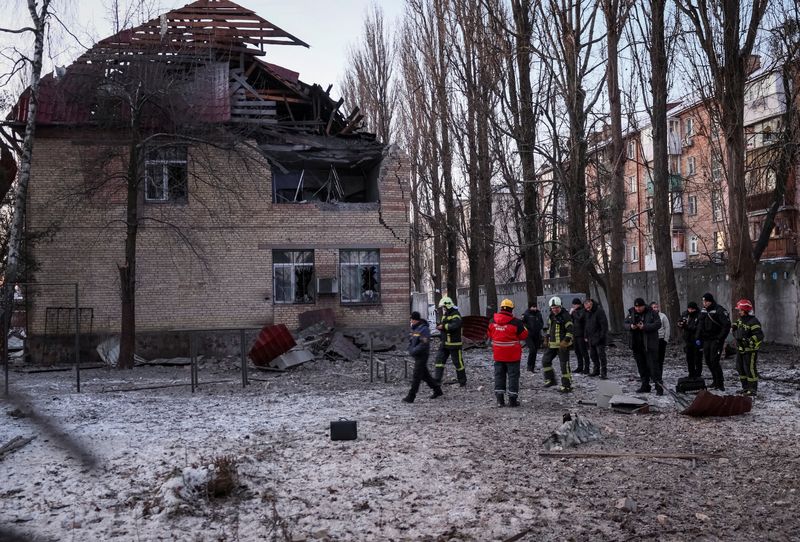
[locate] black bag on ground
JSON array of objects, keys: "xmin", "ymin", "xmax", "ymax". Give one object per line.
[
  {"xmin": 330, "ymin": 418, "xmax": 358, "ymax": 441},
  {"xmin": 676, "ymin": 376, "xmax": 706, "ymax": 393}
]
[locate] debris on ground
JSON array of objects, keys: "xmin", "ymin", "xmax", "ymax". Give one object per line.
[
  {"xmin": 0, "ymin": 435, "xmax": 36, "ymax": 460},
  {"xmin": 347, "ymin": 328, "xmax": 405, "ymax": 352},
  {"xmin": 248, "ymin": 324, "xmax": 296, "ymax": 367},
  {"xmin": 298, "ymin": 308, "xmax": 336, "ymax": 331},
  {"xmin": 608, "ymin": 395, "xmax": 650, "ymax": 414},
  {"xmin": 326, "ymin": 332, "xmax": 361, "ymax": 361},
  {"xmin": 96, "ymin": 336, "xmax": 147, "ymax": 367},
  {"xmin": 542, "ymin": 413, "xmax": 603, "ymax": 451},
  {"xmin": 461, "ymin": 315, "xmax": 490, "ymax": 348},
  {"xmin": 680, "ymin": 390, "xmax": 753, "ymax": 417},
  {"xmin": 615, "ymin": 497, "xmax": 637, "ymax": 513},
  {"xmin": 271, "ymin": 348, "xmax": 315, "ymax": 370}
]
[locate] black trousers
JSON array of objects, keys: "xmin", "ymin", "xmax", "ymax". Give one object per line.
[
  {"xmin": 633, "ymin": 345, "xmax": 660, "ymax": 388},
  {"xmin": 685, "ymin": 342, "xmax": 703, "ymax": 377},
  {"xmin": 588, "ymin": 342, "xmax": 607, "ymax": 374},
  {"xmin": 735, "ymin": 351, "xmax": 759, "ymax": 391},
  {"xmin": 574, "ymin": 336, "xmax": 589, "ymax": 370},
  {"xmin": 407, "ymin": 354, "xmax": 439, "ymax": 399},
  {"xmin": 434, "ymin": 346, "xmax": 466, "ymax": 385},
  {"xmin": 658, "ymin": 339, "xmax": 667, "ymax": 369},
  {"xmin": 494, "ymin": 361, "xmax": 521, "ymax": 397},
  {"xmin": 541, "ymin": 347, "xmax": 572, "ymax": 388},
  {"xmin": 525, "ymin": 336, "xmax": 540, "ymax": 370},
  {"xmin": 702, "ymin": 339, "xmax": 724, "ymax": 388}
]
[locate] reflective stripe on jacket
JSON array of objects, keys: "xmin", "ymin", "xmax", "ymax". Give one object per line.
[
  {"xmin": 732, "ymin": 314, "xmax": 764, "ymax": 352},
  {"xmin": 544, "ymin": 310, "xmax": 573, "ymax": 348},
  {"xmin": 488, "ymin": 311, "xmax": 529, "ymax": 362},
  {"xmin": 441, "ymin": 308, "xmax": 463, "ymax": 347}
]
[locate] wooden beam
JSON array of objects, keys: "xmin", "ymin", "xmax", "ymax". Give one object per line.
[{"xmin": 539, "ymin": 451, "xmax": 723, "ymax": 460}]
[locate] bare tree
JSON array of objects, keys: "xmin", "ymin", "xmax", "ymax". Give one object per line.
[{"xmin": 676, "ymin": 0, "xmax": 769, "ymax": 306}]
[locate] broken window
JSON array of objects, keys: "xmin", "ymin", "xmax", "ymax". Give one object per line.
[
  {"xmin": 272, "ymin": 163, "xmax": 379, "ymax": 203},
  {"xmin": 273, "ymin": 250, "xmax": 315, "ymax": 304},
  {"xmin": 340, "ymin": 249, "xmax": 380, "ymax": 304},
  {"xmin": 145, "ymin": 146, "xmax": 188, "ymax": 203}
]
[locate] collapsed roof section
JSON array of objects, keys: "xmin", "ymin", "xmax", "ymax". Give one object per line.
[{"xmin": 6, "ymin": 0, "xmax": 377, "ymax": 173}]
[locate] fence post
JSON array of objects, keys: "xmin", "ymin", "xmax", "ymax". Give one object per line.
[
  {"xmin": 74, "ymin": 283, "xmax": 80, "ymax": 393},
  {"xmin": 240, "ymin": 328, "xmax": 248, "ymax": 388},
  {"xmin": 369, "ymin": 334, "xmax": 374, "ymax": 383},
  {"xmin": 190, "ymin": 332, "xmax": 196, "ymax": 393}
]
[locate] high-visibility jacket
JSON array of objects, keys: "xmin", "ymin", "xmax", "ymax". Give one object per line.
[
  {"xmin": 544, "ymin": 309, "xmax": 573, "ymax": 348},
  {"xmin": 488, "ymin": 311, "xmax": 529, "ymax": 362},
  {"xmin": 440, "ymin": 307, "xmax": 463, "ymax": 347},
  {"xmin": 732, "ymin": 314, "xmax": 764, "ymax": 353}
]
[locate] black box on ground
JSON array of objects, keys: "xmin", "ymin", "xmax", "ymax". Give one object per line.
[
  {"xmin": 330, "ymin": 419, "xmax": 357, "ymax": 441},
  {"xmin": 676, "ymin": 376, "xmax": 706, "ymax": 393}
]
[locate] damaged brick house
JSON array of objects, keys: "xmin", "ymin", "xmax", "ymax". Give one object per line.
[{"xmin": 2, "ymin": 0, "xmax": 410, "ymax": 358}]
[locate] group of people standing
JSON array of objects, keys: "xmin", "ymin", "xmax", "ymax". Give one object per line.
[{"xmin": 403, "ymin": 291, "xmax": 765, "ymax": 406}]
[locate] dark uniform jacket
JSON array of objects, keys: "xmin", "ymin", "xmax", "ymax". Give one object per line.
[
  {"xmin": 522, "ymin": 308, "xmax": 544, "ymax": 344},
  {"xmin": 696, "ymin": 302, "xmax": 731, "ymax": 343},
  {"xmin": 624, "ymin": 306, "xmax": 661, "ymax": 351},
  {"xmin": 732, "ymin": 314, "xmax": 764, "ymax": 353},
  {"xmin": 408, "ymin": 320, "xmax": 431, "ymax": 360},
  {"xmin": 571, "ymin": 306, "xmax": 587, "ymax": 338},
  {"xmin": 584, "ymin": 304, "xmax": 609, "ymax": 346},
  {"xmin": 544, "ymin": 310, "xmax": 573, "ymax": 349},
  {"xmin": 440, "ymin": 307, "xmax": 463, "ymax": 348},
  {"xmin": 677, "ymin": 310, "xmax": 700, "ymax": 344}
]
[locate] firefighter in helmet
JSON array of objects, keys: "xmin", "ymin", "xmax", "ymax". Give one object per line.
[
  {"xmin": 434, "ymin": 296, "xmax": 466, "ymax": 386},
  {"xmin": 731, "ymin": 299, "xmax": 764, "ymax": 397},
  {"xmin": 541, "ymin": 296, "xmax": 574, "ymax": 392}
]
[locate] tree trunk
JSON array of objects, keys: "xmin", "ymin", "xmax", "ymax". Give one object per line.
[
  {"xmin": 649, "ymin": 0, "xmax": 681, "ymax": 336},
  {"xmin": 117, "ymin": 139, "xmax": 140, "ymax": 369}
]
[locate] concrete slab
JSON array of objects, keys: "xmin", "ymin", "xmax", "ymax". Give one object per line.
[{"xmin": 271, "ymin": 348, "xmax": 315, "ymax": 370}]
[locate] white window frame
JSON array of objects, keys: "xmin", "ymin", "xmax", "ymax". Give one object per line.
[
  {"xmin": 630, "ymin": 244, "xmax": 639, "ymax": 262},
  {"xmin": 687, "ymin": 156, "xmax": 696, "ymax": 175},
  {"xmin": 671, "ymin": 192, "xmax": 683, "ymax": 214},
  {"xmin": 685, "ymin": 118, "xmax": 694, "ymax": 137},
  {"xmin": 687, "ymin": 194, "xmax": 698, "ymax": 216},
  {"xmin": 689, "ymin": 236, "xmax": 699, "ymax": 255},
  {"xmin": 628, "ymin": 175, "xmax": 637, "ymax": 194},
  {"xmin": 340, "ymin": 249, "xmax": 381, "ymax": 304},
  {"xmin": 145, "ymin": 146, "xmax": 188, "ymax": 203},
  {"xmin": 273, "ymin": 250, "xmax": 315, "ymax": 304},
  {"xmin": 712, "ymin": 191, "xmax": 723, "ymax": 222},
  {"xmin": 627, "ymin": 140, "xmax": 636, "ymax": 160}
]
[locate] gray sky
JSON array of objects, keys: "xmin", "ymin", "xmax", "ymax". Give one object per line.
[{"xmin": 1, "ymin": 0, "xmax": 405, "ymax": 99}]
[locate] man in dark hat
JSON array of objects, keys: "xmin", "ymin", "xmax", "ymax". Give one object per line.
[
  {"xmin": 570, "ymin": 297, "xmax": 589, "ymax": 373},
  {"xmin": 403, "ymin": 311, "xmax": 443, "ymax": 403},
  {"xmin": 624, "ymin": 297, "xmax": 663, "ymax": 394},
  {"xmin": 677, "ymin": 301, "xmax": 702, "ymax": 377},
  {"xmin": 696, "ymin": 292, "xmax": 731, "ymax": 391}
]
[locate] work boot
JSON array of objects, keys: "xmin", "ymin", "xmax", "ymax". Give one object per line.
[
  {"xmin": 509, "ymin": 396, "xmax": 519, "ymax": 407},
  {"xmin": 402, "ymin": 395, "xmax": 415, "ymax": 403},
  {"xmin": 544, "ymin": 379, "xmax": 556, "ymax": 388},
  {"xmin": 575, "ymin": 364, "xmax": 584, "ymax": 374},
  {"xmin": 558, "ymin": 386, "xmax": 573, "ymax": 393},
  {"xmin": 655, "ymin": 384, "xmax": 664, "ymax": 396},
  {"xmin": 600, "ymin": 363, "xmax": 607, "ymax": 380},
  {"xmin": 636, "ymin": 384, "xmax": 651, "ymax": 393},
  {"xmin": 496, "ymin": 393, "xmax": 506, "ymax": 407},
  {"xmin": 430, "ymin": 387, "xmax": 443, "ymax": 399},
  {"xmin": 589, "ymin": 365, "xmax": 600, "ymax": 377}
]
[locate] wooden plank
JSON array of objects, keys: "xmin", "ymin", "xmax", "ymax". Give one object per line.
[
  {"xmin": 228, "ymin": 117, "xmax": 278, "ymax": 124},
  {"xmin": 539, "ymin": 451, "xmax": 723, "ymax": 460},
  {"xmin": 230, "ymin": 108, "xmax": 276, "ymax": 116},
  {"xmin": 231, "ymin": 99, "xmax": 277, "ymax": 107}
]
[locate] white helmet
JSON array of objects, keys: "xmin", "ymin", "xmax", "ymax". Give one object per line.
[{"xmin": 549, "ymin": 296, "xmax": 562, "ymax": 307}]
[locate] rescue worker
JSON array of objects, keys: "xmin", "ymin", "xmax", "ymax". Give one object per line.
[
  {"xmin": 651, "ymin": 301, "xmax": 671, "ymax": 377},
  {"xmin": 731, "ymin": 299, "xmax": 764, "ymax": 396},
  {"xmin": 583, "ymin": 298, "xmax": 609, "ymax": 379},
  {"xmin": 403, "ymin": 311, "xmax": 443, "ymax": 403},
  {"xmin": 695, "ymin": 292, "xmax": 731, "ymax": 391},
  {"xmin": 541, "ymin": 296, "xmax": 574, "ymax": 392},
  {"xmin": 570, "ymin": 298, "xmax": 589, "ymax": 373},
  {"xmin": 488, "ymin": 299, "xmax": 529, "ymax": 407},
  {"xmin": 434, "ymin": 296, "xmax": 467, "ymax": 387},
  {"xmin": 521, "ymin": 303, "xmax": 544, "ymax": 372},
  {"xmin": 624, "ymin": 297, "xmax": 663, "ymax": 394},
  {"xmin": 677, "ymin": 301, "xmax": 702, "ymax": 378}
]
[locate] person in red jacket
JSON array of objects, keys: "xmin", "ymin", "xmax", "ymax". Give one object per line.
[{"xmin": 488, "ymin": 298, "xmax": 529, "ymax": 407}]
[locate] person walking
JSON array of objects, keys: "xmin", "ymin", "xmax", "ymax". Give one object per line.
[
  {"xmin": 488, "ymin": 299, "xmax": 529, "ymax": 407},
  {"xmin": 541, "ymin": 296, "xmax": 574, "ymax": 392},
  {"xmin": 570, "ymin": 298, "xmax": 589, "ymax": 373},
  {"xmin": 583, "ymin": 298, "xmax": 609, "ymax": 379},
  {"xmin": 651, "ymin": 301, "xmax": 671, "ymax": 378},
  {"xmin": 403, "ymin": 311, "xmax": 443, "ymax": 403},
  {"xmin": 521, "ymin": 303, "xmax": 544, "ymax": 372},
  {"xmin": 696, "ymin": 292, "xmax": 731, "ymax": 391},
  {"xmin": 731, "ymin": 299, "xmax": 764, "ymax": 396},
  {"xmin": 624, "ymin": 297, "xmax": 663, "ymax": 394},
  {"xmin": 434, "ymin": 296, "xmax": 467, "ymax": 387},
  {"xmin": 677, "ymin": 301, "xmax": 703, "ymax": 378}
]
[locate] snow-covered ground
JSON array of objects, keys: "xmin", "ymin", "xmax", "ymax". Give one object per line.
[{"xmin": 2, "ymin": 340, "xmax": 799, "ymax": 541}]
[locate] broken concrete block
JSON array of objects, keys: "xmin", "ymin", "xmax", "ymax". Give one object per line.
[
  {"xmin": 542, "ymin": 414, "xmax": 603, "ymax": 451},
  {"xmin": 615, "ymin": 497, "xmax": 637, "ymax": 513},
  {"xmin": 326, "ymin": 333, "xmax": 361, "ymax": 361},
  {"xmin": 596, "ymin": 381, "xmax": 623, "ymax": 408},
  {"xmin": 271, "ymin": 349, "xmax": 314, "ymax": 370},
  {"xmin": 249, "ymin": 324, "xmax": 296, "ymax": 367}
]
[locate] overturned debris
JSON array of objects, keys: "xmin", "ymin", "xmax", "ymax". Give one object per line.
[
  {"xmin": 96, "ymin": 336, "xmax": 147, "ymax": 367},
  {"xmin": 461, "ymin": 315, "xmax": 490, "ymax": 348},
  {"xmin": 680, "ymin": 390, "xmax": 753, "ymax": 417},
  {"xmin": 248, "ymin": 324, "xmax": 296, "ymax": 367},
  {"xmin": 326, "ymin": 332, "xmax": 361, "ymax": 361},
  {"xmin": 609, "ymin": 395, "xmax": 650, "ymax": 414},
  {"xmin": 542, "ymin": 414, "xmax": 603, "ymax": 451},
  {"xmin": 271, "ymin": 349, "xmax": 315, "ymax": 370}
]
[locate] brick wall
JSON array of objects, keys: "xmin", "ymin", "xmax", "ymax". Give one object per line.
[{"xmin": 25, "ymin": 129, "xmax": 411, "ymax": 339}]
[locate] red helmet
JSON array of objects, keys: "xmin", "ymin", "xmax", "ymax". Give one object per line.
[{"xmin": 735, "ymin": 299, "xmax": 753, "ymax": 313}]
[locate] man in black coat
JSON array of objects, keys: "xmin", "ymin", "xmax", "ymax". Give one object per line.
[
  {"xmin": 570, "ymin": 298, "xmax": 589, "ymax": 373},
  {"xmin": 522, "ymin": 303, "xmax": 544, "ymax": 372},
  {"xmin": 677, "ymin": 301, "xmax": 703, "ymax": 378},
  {"xmin": 624, "ymin": 297, "xmax": 663, "ymax": 394},
  {"xmin": 583, "ymin": 298, "xmax": 609, "ymax": 379},
  {"xmin": 696, "ymin": 292, "xmax": 731, "ymax": 391}
]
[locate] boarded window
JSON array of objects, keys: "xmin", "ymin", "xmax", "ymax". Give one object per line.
[
  {"xmin": 145, "ymin": 146, "xmax": 188, "ymax": 203},
  {"xmin": 340, "ymin": 249, "xmax": 380, "ymax": 304},
  {"xmin": 273, "ymin": 250, "xmax": 315, "ymax": 304}
]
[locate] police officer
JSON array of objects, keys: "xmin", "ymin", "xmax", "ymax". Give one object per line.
[
  {"xmin": 434, "ymin": 296, "xmax": 467, "ymax": 387},
  {"xmin": 695, "ymin": 292, "xmax": 731, "ymax": 392},
  {"xmin": 541, "ymin": 296, "xmax": 574, "ymax": 392},
  {"xmin": 521, "ymin": 303, "xmax": 544, "ymax": 372},
  {"xmin": 731, "ymin": 299, "xmax": 764, "ymax": 396},
  {"xmin": 677, "ymin": 301, "xmax": 702, "ymax": 378}
]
